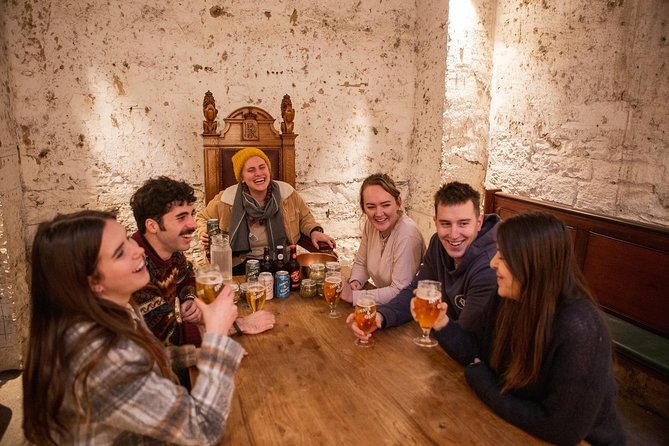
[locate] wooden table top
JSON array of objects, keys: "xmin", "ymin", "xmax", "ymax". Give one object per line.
[{"xmin": 219, "ymin": 291, "xmax": 545, "ymax": 445}]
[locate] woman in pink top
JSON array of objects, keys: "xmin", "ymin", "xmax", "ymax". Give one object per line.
[{"xmin": 341, "ymin": 174, "xmax": 426, "ymax": 306}]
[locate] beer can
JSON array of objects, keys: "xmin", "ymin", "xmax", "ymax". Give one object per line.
[
  {"xmin": 245, "ymin": 259, "xmax": 260, "ymax": 282},
  {"xmin": 275, "ymin": 270, "xmax": 290, "ymax": 298},
  {"xmin": 207, "ymin": 219, "xmax": 220, "ymax": 238},
  {"xmin": 258, "ymin": 272, "xmax": 274, "ymax": 300}
]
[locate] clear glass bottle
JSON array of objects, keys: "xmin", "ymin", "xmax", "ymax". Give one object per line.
[{"xmin": 210, "ymin": 234, "xmax": 233, "ymax": 283}]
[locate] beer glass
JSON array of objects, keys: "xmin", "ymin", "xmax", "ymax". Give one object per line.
[
  {"xmin": 412, "ymin": 280, "xmax": 442, "ymax": 347},
  {"xmin": 246, "ymin": 282, "xmax": 267, "ymax": 313},
  {"xmin": 354, "ymin": 293, "xmax": 376, "ymax": 347},
  {"xmin": 195, "ymin": 264, "xmax": 224, "ymax": 304},
  {"xmin": 323, "ymin": 271, "xmax": 342, "ymax": 318}
]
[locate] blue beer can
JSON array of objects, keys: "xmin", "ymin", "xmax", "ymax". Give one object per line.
[{"xmin": 275, "ymin": 270, "xmax": 290, "ymax": 298}]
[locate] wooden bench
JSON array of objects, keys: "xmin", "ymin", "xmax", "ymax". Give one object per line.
[{"xmin": 484, "ymin": 190, "xmax": 669, "ymax": 380}]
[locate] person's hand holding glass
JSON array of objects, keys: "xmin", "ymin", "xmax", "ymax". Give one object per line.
[
  {"xmin": 410, "ymin": 280, "xmax": 443, "ymax": 347},
  {"xmin": 323, "ymin": 270, "xmax": 343, "ymax": 318}
]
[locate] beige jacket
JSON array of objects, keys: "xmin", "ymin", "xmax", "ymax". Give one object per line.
[{"xmin": 196, "ymin": 181, "xmax": 321, "ymax": 260}]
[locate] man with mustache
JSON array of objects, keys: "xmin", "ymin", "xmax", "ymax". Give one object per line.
[{"xmin": 130, "ymin": 177, "xmax": 275, "ymax": 353}]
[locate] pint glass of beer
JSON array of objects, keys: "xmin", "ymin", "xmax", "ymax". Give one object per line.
[
  {"xmin": 323, "ymin": 271, "xmax": 342, "ymax": 318},
  {"xmin": 412, "ymin": 280, "xmax": 441, "ymax": 347},
  {"xmin": 195, "ymin": 264, "xmax": 224, "ymax": 304},
  {"xmin": 354, "ymin": 293, "xmax": 377, "ymax": 347},
  {"xmin": 246, "ymin": 282, "xmax": 267, "ymax": 313}
]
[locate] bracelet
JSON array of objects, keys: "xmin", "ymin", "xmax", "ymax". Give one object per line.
[{"xmin": 232, "ymin": 320, "xmax": 243, "ymax": 336}]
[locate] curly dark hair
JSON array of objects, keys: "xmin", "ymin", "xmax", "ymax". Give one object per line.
[
  {"xmin": 130, "ymin": 176, "xmax": 196, "ymax": 233},
  {"xmin": 433, "ymin": 181, "xmax": 481, "ymax": 216}
]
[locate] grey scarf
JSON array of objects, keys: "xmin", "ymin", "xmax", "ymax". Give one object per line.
[{"xmin": 229, "ymin": 181, "xmax": 287, "ymax": 256}]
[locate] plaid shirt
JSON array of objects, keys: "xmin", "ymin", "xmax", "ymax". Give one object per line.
[{"xmin": 57, "ymin": 308, "xmax": 244, "ymax": 445}]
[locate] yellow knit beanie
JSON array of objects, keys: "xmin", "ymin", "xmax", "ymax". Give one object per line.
[{"xmin": 231, "ymin": 147, "xmax": 272, "ymax": 183}]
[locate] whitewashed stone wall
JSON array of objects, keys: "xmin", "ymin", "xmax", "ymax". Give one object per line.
[
  {"xmin": 441, "ymin": 0, "xmax": 495, "ymax": 193},
  {"xmin": 0, "ymin": 6, "xmax": 29, "ymax": 371},
  {"xmin": 486, "ymin": 0, "xmax": 669, "ymax": 226},
  {"xmin": 5, "ymin": 0, "xmax": 416, "ymax": 252},
  {"xmin": 408, "ymin": 0, "xmax": 449, "ymax": 239}
]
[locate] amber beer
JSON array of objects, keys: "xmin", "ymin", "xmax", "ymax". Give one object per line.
[
  {"xmin": 195, "ymin": 268, "xmax": 223, "ymax": 304},
  {"xmin": 354, "ymin": 297, "xmax": 377, "ymax": 333},
  {"xmin": 413, "ymin": 291, "xmax": 441, "ymax": 329},
  {"xmin": 246, "ymin": 283, "xmax": 267, "ymax": 312},
  {"xmin": 323, "ymin": 275, "xmax": 342, "ymax": 306}
]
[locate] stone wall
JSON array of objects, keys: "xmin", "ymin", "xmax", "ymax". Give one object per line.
[
  {"xmin": 0, "ymin": 4, "xmax": 29, "ymax": 370},
  {"xmin": 408, "ymin": 0, "xmax": 449, "ymax": 238},
  {"xmin": 485, "ymin": 0, "xmax": 669, "ymax": 226},
  {"xmin": 5, "ymin": 0, "xmax": 416, "ymax": 256}
]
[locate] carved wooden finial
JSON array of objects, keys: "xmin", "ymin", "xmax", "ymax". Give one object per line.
[
  {"xmin": 281, "ymin": 94, "xmax": 295, "ymax": 134},
  {"xmin": 202, "ymin": 90, "xmax": 219, "ymax": 135}
]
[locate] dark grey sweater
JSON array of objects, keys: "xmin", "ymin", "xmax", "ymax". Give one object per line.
[
  {"xmin": 435, "ymin": 297, "xmax": 625, "ymax": 446},
  {"xmin": 378, "ymin": 213, "xmax": 500, "ymax": 337}
]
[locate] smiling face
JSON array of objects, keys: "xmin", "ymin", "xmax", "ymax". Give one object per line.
[
  {"xmin": 362, "ymin": 184, "xmax": 401, "ymax": 237},
  {"xmin": 433, "ymin": 200, "xmax": 484, "ymax": 261},
  {"xmin": 241, "ymin": 156, "xmax": 271, "ymax": 198},
  {"xmin": 490, "ymin": 250, "xmax": 522, "ymax": 300},
  {"xmin": 145, "ymin": 201, "xmax": 197, "ymax": 259},
  {"xmin": 91, "ymin": 219, "xmax": 149, "ymax": 306}
]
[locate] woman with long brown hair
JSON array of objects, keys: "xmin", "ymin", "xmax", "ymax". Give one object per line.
[
  {"xmin": 429, "ymin": 212, "xmax": 625, "ymax": 445},
  {"xmin": 23, "ymin": 210, "xmax": 243, "ymax": 445}
]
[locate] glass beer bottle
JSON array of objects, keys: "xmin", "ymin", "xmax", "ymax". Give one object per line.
[
  {"xmin": 288, "ymin": 244, "xmax": 301, "ymax": 291},
  {"xmin": 260, "ymin": 247, "xmax": 273, "ymax": 274},
  {"xmin": 274, "ymin": 245, "xmax": 286, "ymax": 274}
]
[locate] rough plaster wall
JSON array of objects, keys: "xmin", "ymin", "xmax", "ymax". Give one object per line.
[
  {"xmin": 408, "ymin": 0, "xmax": 449, "ymax": 239},
  {"xmin": 5, "ymin": 0, "xmax": 416, "ymax": 250},
  {"xmin": 441, "ymin": 0, "xmax": 495, "ymax": 194},
  {"xmin": 0, "ymin": 5, "xmax": 28, "ymax": 371},
  {"xmin": 486, "ymin": 0, "xmax": 669, "ymax": 226}
]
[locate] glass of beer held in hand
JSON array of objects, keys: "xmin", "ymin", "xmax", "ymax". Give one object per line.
[
  {"xmin": 412, "ymin": 280, "xmax": 442, "ymax": 347},
  {"xmin": 246, "ymin": 282, "xmax": 267, "ymax": 313},
  {"xmin": 354, "ymin": 294, "xmax": 377, "ymax": 347},
  {"xmin": 323, "ymin": 271, "xmax": 343, "ymax": 318},
  {"xmin": 195, "ymin": 264, "xmax": 224, "ymax": 304}
]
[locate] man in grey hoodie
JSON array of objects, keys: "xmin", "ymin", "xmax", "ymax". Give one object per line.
[{"xmin": 349, "ymin": 181, "xmax": 500, "ymax": 341}]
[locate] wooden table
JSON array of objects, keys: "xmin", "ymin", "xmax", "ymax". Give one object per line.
[{"xmin": 219, "ymin": 292, "xmax": 545, "ymax": 445}]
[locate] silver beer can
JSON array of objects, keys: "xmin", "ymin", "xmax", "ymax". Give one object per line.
[{"xmin": 246, "ymin": 259, "xmax": 260, "ymax": 282}]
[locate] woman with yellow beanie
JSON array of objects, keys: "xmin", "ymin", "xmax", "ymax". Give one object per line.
[{"xmin": 196, "ymin": 147, "xmax": 335, "ymax": 275}]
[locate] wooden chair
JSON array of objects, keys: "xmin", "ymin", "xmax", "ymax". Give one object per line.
[
  {"xmin": 200, "ymin": 91, "xmax": 297, "ymax": 204},
  {"xmin": 200, "ymin": 91, "xmax": 322, "ymax": 251}
]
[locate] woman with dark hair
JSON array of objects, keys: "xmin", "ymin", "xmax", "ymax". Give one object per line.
[
  {"xmin": 23, "ymin": 210, "xmax": 243, "ymax": 445},
  {"xmin": 341, "ymin": 173, "xmax": 425, "ymax": 305},
  {"xmin": 429, "ymin": 212, "xmax": 625, "ymax": 445}
]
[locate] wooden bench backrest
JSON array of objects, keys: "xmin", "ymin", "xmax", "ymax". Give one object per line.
[
  {"xmin": 484, "ymin": 190, "xmax": 669, "ymax": 337},
  {"xmin": 200, "ymin": 91, "xmax": 297, "ymax": 204}
]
